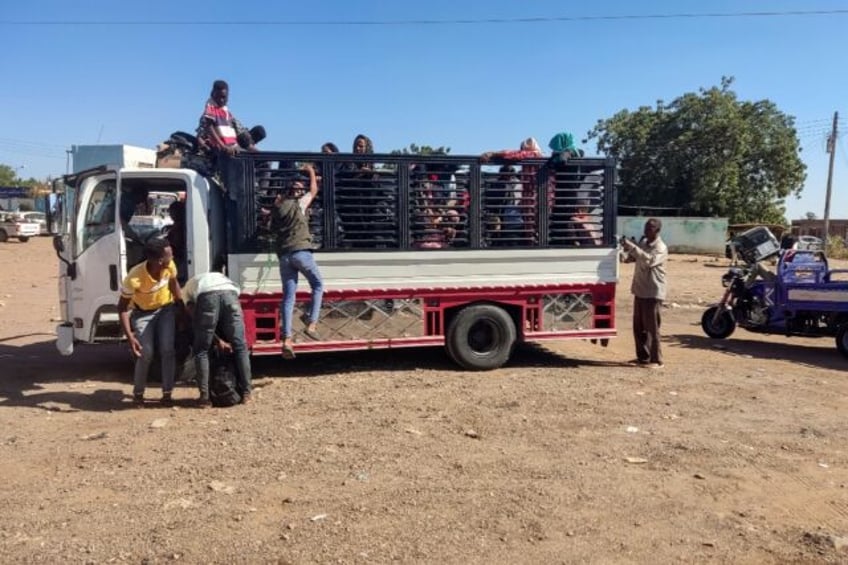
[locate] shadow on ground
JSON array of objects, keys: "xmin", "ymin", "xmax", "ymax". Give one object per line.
[
  {"xmin": 0, "ymin": 339, "xmax": 130, "ymax": 385},
  {"xmin": 251, "ymin": 341, "xmax": 632, "ymax": 378},
  {"xmin": 0, "ymin": 337, "xmax": 627, "ymax": 412},
  {"xmin": 0, "ymin": 339, "xmax": 196, "ymax": 413},
  {"xmin": 670, "ymin": 332, "xmax": 847, "ymax": 371}
]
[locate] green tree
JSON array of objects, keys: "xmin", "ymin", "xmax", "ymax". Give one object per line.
[
  {"xmin": 585, "ymin": 77, "xmax": 806, "ymax": 224},
  {"xmin": 390, "ymin": 143, "xmax": 451, "ymax": 156},
  {"xmin": 0, "ymin": 164, "xmax": 38, "ymax": 188},
  {"xmin": 0, "ymin": 164, "xmax": 18, "ymax": 186}
]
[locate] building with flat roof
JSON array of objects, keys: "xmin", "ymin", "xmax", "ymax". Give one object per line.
[{"xmin": 790, "ymin": 219, "xmax": 848, "ymax": 240}]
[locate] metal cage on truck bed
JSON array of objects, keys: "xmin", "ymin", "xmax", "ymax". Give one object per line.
[
  {"xmin": 218, "ymin": 153, "xmax": 617, "ymax": 253},
  {"xmin": 219, "ymin": 152, "xmax": 618, "ymax": 369}
]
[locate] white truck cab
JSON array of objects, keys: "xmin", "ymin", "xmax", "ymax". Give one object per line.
[{"xmin": 54, "ymin": 165, "xmax": 220, "ymax": 354}]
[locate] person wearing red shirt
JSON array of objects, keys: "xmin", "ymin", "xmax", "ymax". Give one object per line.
[{"xmin": 197, "ymin": 80, "xmax": 254, "ymax": 156}]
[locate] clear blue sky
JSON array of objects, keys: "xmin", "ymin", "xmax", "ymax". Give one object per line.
[{"xmin": 1, "ymin": 0, "xmax": 846, "ymax": 221}]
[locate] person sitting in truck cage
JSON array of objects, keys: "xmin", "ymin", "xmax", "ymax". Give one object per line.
[
  {"xmin": 481, "ymin": 137, "xmax": 544, "ymax": 243},
  {"xmin": 338, "ymin": 134, "xmax": 398, "ymax": 248}
]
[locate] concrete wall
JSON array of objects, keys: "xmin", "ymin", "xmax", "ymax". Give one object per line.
[{"xmin": 617, "ymin": 216, "xmax": 728, "ymax": 254}]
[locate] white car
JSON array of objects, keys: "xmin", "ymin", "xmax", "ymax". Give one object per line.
[
  {"xmin": 796, "ymin": 235, "xmax": 823, "ymax": 251},
  {"xmin": 0, "ymin": 212, "xmax": 41, "ymax": 242},
  {"xmin": 21, "ymin": 211, "xmax": 49, "ymax": 235}
]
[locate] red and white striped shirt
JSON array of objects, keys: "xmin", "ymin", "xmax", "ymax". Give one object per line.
[{"xmin": 199, "ymin": 98, "xmax": 238, "ymax": 149}]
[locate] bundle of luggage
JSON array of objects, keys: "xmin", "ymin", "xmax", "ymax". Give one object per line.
[{"xmin": 155, "ymin": 126, "xmax": 267, "ymax": 174}]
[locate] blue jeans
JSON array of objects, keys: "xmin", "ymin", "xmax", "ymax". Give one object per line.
[
  {"xmin": 278, "ymin": 250, "xmax": 324, "ymax": 338},
  {"xmin": 131, "ymin": 304, "xmax": 176, "ymax": 395},
  {"xmin": 193, "ymin": 290, "xmax": 252, "ymax": 398}
]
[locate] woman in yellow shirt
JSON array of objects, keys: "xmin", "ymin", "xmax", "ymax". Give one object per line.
[{"xmin": 117, "ymin": 238, "xmax": 184, "ymax": 406}]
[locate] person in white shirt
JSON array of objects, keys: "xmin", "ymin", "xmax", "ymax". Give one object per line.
[
  {"xmin": 621, "ymin": 218, "xmax": 668, "ymax": 369},
  {"xmin": 182, "ymin": 271, "xmax": 252, "ymax": 405}
]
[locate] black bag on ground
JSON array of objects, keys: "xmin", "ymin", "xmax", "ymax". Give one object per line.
[{"xmin": 209, "ymin": 349, "xmax": 241, "ymax": 407}]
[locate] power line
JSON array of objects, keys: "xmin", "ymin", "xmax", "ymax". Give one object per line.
[
  {"xmin": 0, "ymin": 138, "xmax": 67, "ymax": 161},
  {"xmin": 796, "ymin": 125, "xmax": 830, "ymax": 134},
  {"xmin": 0, "ymin": 137, "xmax": 66, "ymax": 150},
  {"xmin": 0, "ymin": 146, "xmax": 65, "ymax": 160},
  {"xmin": 797, "ymin": 119, "xmax": 847, "ymax": 128},
  {"xmin": 837, "ymin": 133, "xmax": 848, "ymax": 169},
  {"xmin": 796, "ymin": 120, "xmax": 844, "ymax": 129},
  {"xmin": 0, "ymin": 145, "xmax": 65, "ymax": 161},
  {"xmin": 2, "ymin": 9, "xmax": 848, "ymax": 26},
  {"xmin": 797, "ymin": 129, "xmax": 832, "ymax": 139},
  {"xmin": 795, "ymin": 118, "xmax": 832, "ymax": 126}
]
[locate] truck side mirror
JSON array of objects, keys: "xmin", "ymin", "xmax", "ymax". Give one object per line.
[
  {"xmin": 52, "ymin": 235, "xmax": 65, "ymax": 253},
  {"xmin": 52, "ymin": 235, "xmax": 76, "ymax": 278}
]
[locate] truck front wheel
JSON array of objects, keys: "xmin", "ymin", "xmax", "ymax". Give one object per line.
[
  {"xmin": 0, "ymin": 230, "xmax": 7, "ymax": 243},
  {"xmin": 18, "ymin": 236, "xmax": 29, "ymax": 243},
  {"xmin": 446, "ymin": 304, "xmax": 516, "ymax": 371}
]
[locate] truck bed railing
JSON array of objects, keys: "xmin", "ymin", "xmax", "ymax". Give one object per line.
[{"xmin": 218, "ymin": 152, "xmax": 616, "ymax": 254}]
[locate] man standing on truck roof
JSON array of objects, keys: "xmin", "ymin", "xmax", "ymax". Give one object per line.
[
  {"xmin": 197, "ymin": 80, "xmax": 255, "ymax": 156},
  {"xmin": 620, "ymin": 218, "xmax": 668, "ymax": 369}
]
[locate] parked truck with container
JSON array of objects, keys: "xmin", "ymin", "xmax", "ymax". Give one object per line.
[{"xmin": 53, "ymin": 143, "xmax": 619, "ymax": 370}]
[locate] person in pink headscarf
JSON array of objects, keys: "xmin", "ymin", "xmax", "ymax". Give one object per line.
[
  {"xmin": 481, "ymin": 137, "xmax": 545, "ymax": 244},
  {"xmin": 481, "ymin": 137, "xmax": 544, "ymax": 163}
]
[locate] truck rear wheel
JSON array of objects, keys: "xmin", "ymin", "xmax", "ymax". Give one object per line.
[
  {"xmin": 446, "ymin": 304, "xmax": 516, "ymax": 370},
  {"xmin": 18, "ymin": 236, "xmax": 29, "ymax": 243},
  {"xmin": 0, "ymin": 230, "xmax": 7, "ymax": 243}
]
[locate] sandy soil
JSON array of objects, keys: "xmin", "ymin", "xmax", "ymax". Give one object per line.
[{"xmin": 1, "ymin": 237, "xmax": 847, "ymax": 564}]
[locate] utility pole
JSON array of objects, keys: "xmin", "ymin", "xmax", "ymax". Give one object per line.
[{"xmin": 823, "ymin": 111, "xmax": 838, "ymax": 245}]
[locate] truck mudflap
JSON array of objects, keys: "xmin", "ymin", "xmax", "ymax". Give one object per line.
[{"xmin": 56, "ymin": 323, "xmax": 75, "ymax": 356}]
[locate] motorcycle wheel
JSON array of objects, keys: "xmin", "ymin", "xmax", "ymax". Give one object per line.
[
  {"xmin": 835, "ymin": 325, "xmax": 848, "ymax": 359},
  {"xmin": 701, "ymin": 306, "xmax": 736, "ymax": 339}
]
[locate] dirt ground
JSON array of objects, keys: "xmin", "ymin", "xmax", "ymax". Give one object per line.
[{"xmin": 1, "ymin": 237, "xmax": 847, "ymax": 564}]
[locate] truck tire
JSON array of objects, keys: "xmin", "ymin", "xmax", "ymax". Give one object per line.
[
  {"xmin": 18, "ymin": 236, "xmax": 29, "ymax": 243},
  {"xmin": 446, "ymin": 304, "xmax": 516, "ymax": 370},
  {"xmin": 701, "ymin": 306, "xmax": 736, "ymax": 339},
  {"xmin": 835, "ymin": 325, "xmax": 848, "ymax": 359},
  {"xmin": 0, "ymin": 230, "xmax": 7, "ymax": 243}
]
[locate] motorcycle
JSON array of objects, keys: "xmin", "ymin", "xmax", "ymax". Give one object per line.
[
  {"xmin": 700, "ymin": 264, "xmax": 771, "ymax": 338},
  {"xmin": 701, "ymin": 249, "xmax": 848, "ymax": 358}
]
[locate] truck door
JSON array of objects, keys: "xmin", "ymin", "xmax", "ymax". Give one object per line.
[
  {"xmin": 67, "ymin": 172, "xmax": 122, "ymax": 343},
  {"xmin": 117, "ymin": 170, "xmax": 209, "ymax": 281}
]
